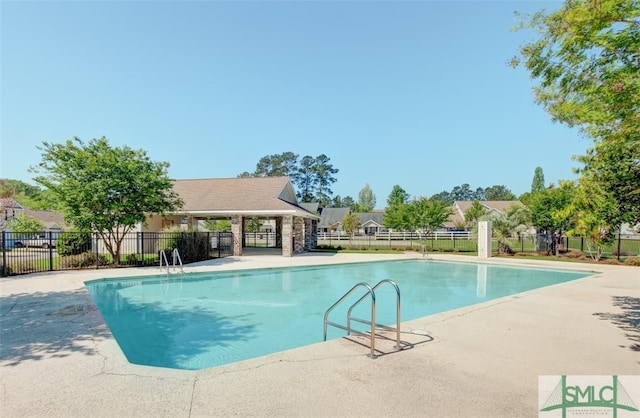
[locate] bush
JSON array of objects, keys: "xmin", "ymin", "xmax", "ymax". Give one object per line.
[
  {"xmin": 61, "ymin": 252, "xmax": 109, "ymax": 268},
  {"xmin": 564, "ymin": 250, "xmax": 585, "ymax": 259},
  {"xmin": 625, "ymin": 257, "xmax": 640, "ymax": 267},
  {"xmin": 57, "ymin": 231, "xmax": 92, "ymax": 256}
]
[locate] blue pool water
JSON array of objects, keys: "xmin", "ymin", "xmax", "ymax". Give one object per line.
[{"xmin": 85, "ymin": 260, "xmax": 592, "ymax": 370}]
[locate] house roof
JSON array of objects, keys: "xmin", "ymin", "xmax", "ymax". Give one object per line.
[
  {"xmin": 354, "ymin": 212, "xmax": 384, "ymax": 227},
  {"xmin": 169, "ymin": 177, "xmax": 319, "ymax": 219},
  {"xmin": 318, "ymin": 207, "xmax": 350, "ymax": 228},
  {"xmin": 23, "ymin": 209, "xmax": 66, "ymax": 230},
  {"xmin": 446, "ymin": 200, "xmax": 524, "ymax": 228}
]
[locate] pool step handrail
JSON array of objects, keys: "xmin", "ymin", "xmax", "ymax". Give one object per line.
[
  {"xmin": 323, "ymin": 279, "xmax": 401, "ymax": 359},
  {"xmin": 159, "ymin": 249, "xmax": 183, "ymax": 274},
  {"xmin": 172, "ymin": 248, "xmax": 183, "ymax": 274},
  {"xmin": 324, "ymin": 282, "xmax": 377, "ymax": 358},
  {"xmin": 347, "ymin": 279, "xmax": 401, "ymax": 350}
]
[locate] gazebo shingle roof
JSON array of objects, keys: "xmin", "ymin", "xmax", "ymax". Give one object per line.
[{"xmin": 169, "ymin": 177, "xmax": 318, "ymax": 218}]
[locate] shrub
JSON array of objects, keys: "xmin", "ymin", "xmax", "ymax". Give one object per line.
[
  {"xmin": 57, "ymin": 231, "xmax": 92, "ymax": 256},
  {"xmin": 564, "ymin": 250, "xmax": 585, "ymax": 259},
  {"xmin": 625, "ymin": 257, "xmax": 640, "ymax": 267},
  {"xmin": 61, "ymin": 252, "xmax": 109, "ymax": 268}
]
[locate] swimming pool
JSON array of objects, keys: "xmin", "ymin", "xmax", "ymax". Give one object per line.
[{"xmin": 85, "ymin": 259, "xmax": 592, "ymax": 370}]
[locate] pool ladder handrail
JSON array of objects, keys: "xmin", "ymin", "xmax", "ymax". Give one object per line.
[
  {"xmin": 160, "ymin": 248, "xmax": 183, "ymax": 274},
  {"xmin": 323, "ymin": 279, "xmax": 401, "ymax": 359}
]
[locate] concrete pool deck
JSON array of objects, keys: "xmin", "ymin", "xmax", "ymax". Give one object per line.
[{"xmin": 1, "ymin": 252, "xmax": 638, "ymax": 417}]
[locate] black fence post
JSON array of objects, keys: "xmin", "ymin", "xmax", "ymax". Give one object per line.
[
  {"xmin": 2, "ymin": 231, "xmax": 6, "ymax": 277},
  {"xmin": 617, "ymin": 232, "xmax": 622, "ymax": 261},
  {"xmin": 48, "ymin": 231, "xmax": 54, "ymax": 271},
  {"xmin": 95, "ymin": 232, "xmax": 100, "ymax": 269},
  {"xmin": 140, "ymin": 232, "xmax": 145, "ymax": 267}
]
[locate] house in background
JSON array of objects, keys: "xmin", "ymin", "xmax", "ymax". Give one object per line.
[
  {"xmin": 143, "ymin": 176, "xmax": 319, "ymax": 257},
  {"xmin": 446, "ymin": 200, "xmax": 525, "ymax": 231},
  {"xmin": 0, "ymin": 198, "xmax": 25, "ymax": 229},
  {"xmin": 23, "ymin": 209, "xmax": 67, "ymax": 232},
  {"xmin": 317, "ymin": 208, "xmax": 386, "ymax": 236}
]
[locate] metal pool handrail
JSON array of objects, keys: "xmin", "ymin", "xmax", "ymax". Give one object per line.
[
  {"xmin": 347, "ymin": 279, "xmax": 401, "ymax": 350},
  {"xmin": 160, "ymin": 249, "xmax": 183, "ymax": 274},
  {"xmin": 324, "ymin": 282, "xmax": 378, "ymax": 359}
]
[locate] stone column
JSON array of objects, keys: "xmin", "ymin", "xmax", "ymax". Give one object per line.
[
  {"xmin": 478, "ymin": 220, "xmax": 492, "ymax": 258},
  {"xmin": 293, "ymin": 216, "xmax": 305, "ymax": 253},
  {"xmin": 231, "ymin": 215, "xmax": 243, "ymax": 256},
  {"xmin": 281, "ymin": 215, "xmax": 293, "ymax": 257}
]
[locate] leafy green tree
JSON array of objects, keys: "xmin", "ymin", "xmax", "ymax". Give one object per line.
[
  {"xmin": 387, "ymin": 185, "xmax": 410, "ymax": 207},
  {"xmin": 357, "ymin": 184, "xmax": 376, "ymax": 212},
  {"xmin": 430, "ymin": 190, "xmax": 453, "ymax": 205},
  {"xmin": 483, "ymin": 204, "xmax": 530, "ymax": 254},
  {"xmin": 0, "ymin": 178, "xmax": 60, "ymax": 210},
  {"xmin": 31, "ymin": 137, "xmax": 183, "ymax": 264},
  {"xmin": 531, "ymin": 167, "xmax": 545, "ymax": 193},
  {"xmin": 406, "ymin": 198, "xmax": 453, "ymax": 256},
  {"xmin": 527, "ymin": 181, "xmax": 575, "ymax": 234},
  {"xmin": 253, "ymin": 152, "xmax": 299, "ymax": 177},
  {"xmin": 464, "ymin": 200, "xmax": 486, "ymax": 229},
  {"xmin": 484, "ymin": 185, "xmax": 516, "ymax": 201},
  {"xmin": 56, "ymin": 230, "xmax": 92, "ymax": 256},
  {"xmin": 245, "ymin": 219, "xmax": 262, "ymax": 233},
  {"xmin": 203, "ymin": 219, "xmax": 231, "ymax": 232},
  {"xmin": 6, "ymin": 213, "xmax": 45, "ymax": 235},
  {"xmin": 561, "ymin": 177, "xmax": 618, "ymax": 261},
  {"xmin": 342, "ymin": 196, "xmax": 357, "ymax": 211},
  {"xmin": 330, "ymin": 195, "xmax": 343, "ymax": 208},
  {"xmin": 512, "ymin": 0, "xmax": 640, "ymax": 226},
  {"xmin": 341, "ymin": 212, "xmax": 360, "ymax": 242},
  {"xmin": 242, "ymin": 152, "xmax": 340, "ymax": 206},
  {"xmin": 295, "ymin": 155, "xmax": 318, "ymax": 202},
  {"xmin": 451, "ymin": 184, "xmax": 475, "ymax": 201},
  {"xmin": 313, "ymin": 154, "xmax": 339, "ymax": 207}
]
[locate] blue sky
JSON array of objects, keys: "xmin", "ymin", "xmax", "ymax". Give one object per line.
[{"xmin": 1, "ymin": 0, "xmax": 588, "ymax": 206}]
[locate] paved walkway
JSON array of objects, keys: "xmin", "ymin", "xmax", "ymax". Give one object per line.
[{"xmin": 1, "ymin": 253, "xmax": 638, "ymax": 417}]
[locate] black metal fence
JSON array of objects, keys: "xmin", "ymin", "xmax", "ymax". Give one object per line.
[{"xmin": 0, "ymin": 230, "xmax": 233, "ymax": 277}]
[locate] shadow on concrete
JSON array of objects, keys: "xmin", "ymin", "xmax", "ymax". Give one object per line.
[
  {"xmin": 594, "ymin": 296, "xmax": 640, "ymax": 351},
  {"xmin": 343, "ymin": 329, "xmax": 435, "ymax": 358},
  {"xmin": 0, "ymin": 289, "xmax": 110, "ymax": 366}
]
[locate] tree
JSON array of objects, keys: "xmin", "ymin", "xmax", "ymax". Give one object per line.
[
  {"xmin": 387, "ymin": 185, "xmax": 410, "ymax": 207},
  {"xmin": 451, "ymin": 184, "xmax": 475, "ymax": 201},
  {"xmin": 561, "ymin": 177, "xmax": 619, "ymax": 261},
  {"xmin": 484, "ymin": 185, "xmax": 517, "ymax": 201},
  {"xmin": 6, "ymin": 214, "xmax": 45, "ymax": 235},
  {"xmin": 464, "ymin": 200, "xmax": 486, "ymax": 229},
  {"xmin": 295, "ymin": 155, "xmax": 318, "ymax": 202},
  {"xmin": 512, "ymin": 0, "xmax": 640, "ymax": 226},
  {"xmin": 527, "ymin": 181, "xmax": 576, "ymax": 233},
  {"xmin": 531, "ymin": 167, "xmax": 545, "ymax": 193},
  {"xmin": 341, "ymin": 212, "xmax": 360, "ymax": 243},
  {"xmin": 342, "ymin": 196, "xmax": 357, "ymax": 211},
  {"xmin": 431, "ymin": 190, "xmax": 453, "ymax": 205},
  {"xmin": 330, "ymin": 195, "xmax": 343, "ymax": 208},
  {"xmin": 203, "ymin": 219, "xmax": 231, "ymax": 232},
  {"xmin": 253, "ymin": 152, "xmax": 299, "ymax": 177},
  {"xmin": 313, "ymin": 154, "xmax": 339, "ymax": 207},
  {"xmin": 484, "ymin": 204, "xmax": 530, "ymax": 254},
  {"xmin": 245, "ymin": 219, "xmax": 262, "ymax": 233},
  {"xmin": 406, "ymin": 197, "xmax": 453, "ymax": 256},
  {"xmin": 241, "ymin": 152, "xmax": 340, "ymax": 206},
  {"xmin": 0, "ymin": 178, "xmax": 60, "ymax": 210},
  {"xmin": 31, "ymin": 137, "xmax": 183, "ymax": 264},
  {"xmin": 357, "ymin": 184, "xmax": 376, "ymax": 212}
]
